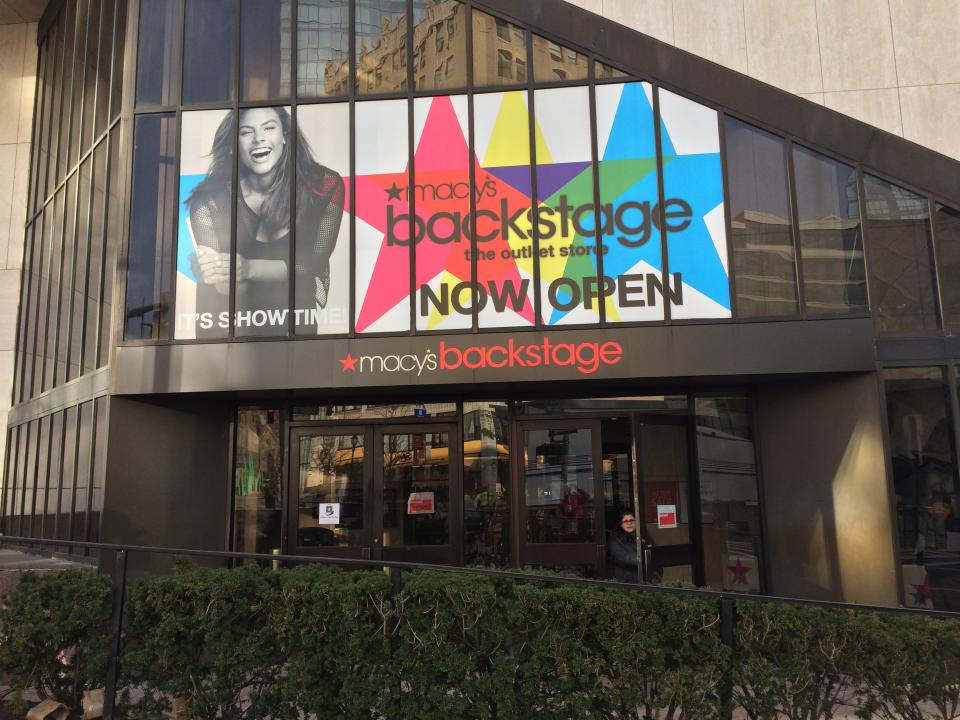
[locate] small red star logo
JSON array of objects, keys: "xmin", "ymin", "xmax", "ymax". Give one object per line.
[
  {"xmin": 339, "ymin": 353, "xmax": 358, "ymax": 372},
  {"xmin": 911, "ymin": 574, "xmax": 933, "ymax": 606},
  {"xmin": 727, "ymin": 558, "xmax": 751, "ymax": 585}
]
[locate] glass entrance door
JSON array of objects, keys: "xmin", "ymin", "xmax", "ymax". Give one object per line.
[
  {"xmin": 516, "ymin": 419, "xmax": 605, "ymax": 572},
  {"xmin": 288, "ymin": 423, "xmax": 461, "ymax": 564},
  {"xmin": 288, "ymin": 426, "xmax": 372, "ymax": 558},
  {"xmin": 376, "ymin": 425, "xmax": 460, "ymax": 563},
  {"xmin": 635, "ymin": 416, "xmax": 699, "ymax": 584}
]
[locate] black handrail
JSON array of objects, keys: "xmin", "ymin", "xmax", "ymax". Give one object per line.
[{"xmin": 1, "ymin": 533, "xmax": 958, "ymax": 720}]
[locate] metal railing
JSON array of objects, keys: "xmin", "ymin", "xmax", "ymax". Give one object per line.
[{"xmin": 1, "ymin": 534, "xmax": 958, "ymax": 719}]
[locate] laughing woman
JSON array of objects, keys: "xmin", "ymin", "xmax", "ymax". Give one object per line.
[{"xmin": 186, "ymin": 106, "xmax": 345, "ymax": 335}]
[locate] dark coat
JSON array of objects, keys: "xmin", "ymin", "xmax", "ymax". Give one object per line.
[{"xmin": 608, "ymin": 529, "xmax": 640, "ymax": 583}]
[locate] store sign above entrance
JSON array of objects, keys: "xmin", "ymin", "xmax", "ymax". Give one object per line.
[
  {"xmin": 338, "ymin": 337, "xmax": 623, "ymax": 377},
  {"xmin": 174, "ymin": 83, "xmax": 730, "ymax": 339}
]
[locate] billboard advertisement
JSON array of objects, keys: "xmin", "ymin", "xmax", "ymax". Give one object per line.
[{"xmin": 173, "ymin": 82, "xmax": 729, "ymax": 339}]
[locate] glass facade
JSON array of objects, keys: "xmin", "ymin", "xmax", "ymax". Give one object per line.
[{"xmin": 4, "ymin": 0, "xmax": 960, "ymax": 616}]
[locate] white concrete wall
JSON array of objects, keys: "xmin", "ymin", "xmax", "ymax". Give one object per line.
[
  {"xmin": 0, "ymin": 21, "xmax": 36, "ymax": 467},
  {"xmin": 564, "ymin": 0, "xmax": 960, "ymax": 162}
]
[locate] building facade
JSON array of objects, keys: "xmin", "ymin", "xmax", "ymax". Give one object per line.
[{"xmin": 2, "ymin": 0, "xmax": 960, "ymax": 612}]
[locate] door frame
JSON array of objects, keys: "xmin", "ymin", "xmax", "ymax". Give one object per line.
[
  {"xmin": 285, "ymin": 419, "xmax": 462, "ymax": 565},
  {"xmin": 512, "ymin": 417, "xmax": 606, "ymax": 572},
  {"xmin": 286, "ymin": 424, "xmax": 374, "ymax": 560},
  {"xmin": 374, "ymin": 422, "xmax": 462, "ymax": 564},
  {"xmin": 632, "ymin": 412, "xmax": 703, "ymax": 585}
]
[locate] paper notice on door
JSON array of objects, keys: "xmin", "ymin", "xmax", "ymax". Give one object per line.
[
  {"xmin": 407, "ymin": 492, "xmax": 435, "ymax": 515},
  {"xmin": 657, "ymin": 504, "xmax": 677, "ymax": 529},
  {"xmin": 318, "ymin": 503, "xmax": 341, "ymax": 524}
]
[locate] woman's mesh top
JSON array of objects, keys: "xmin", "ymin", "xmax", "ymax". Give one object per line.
[{"xmin": 188, "ymin": 165, "xmax": 345, "ymax": 334}]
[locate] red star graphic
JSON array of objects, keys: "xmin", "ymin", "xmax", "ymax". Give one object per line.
[
  {"xmin": 911, "ymin": 574, "xmax": 933, "ymax": 606},
  {"xmin": 339, "ymin": 353, "xmax": 358, "ymax": 372},
  {"xmin": 347, "ymin": 96, "xmax": 535, "ymax": 332},
  {"xmin": 727, "ymin": 558, "xmax": 751, "ymax": 585}
]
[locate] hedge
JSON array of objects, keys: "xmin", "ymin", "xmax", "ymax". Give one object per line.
[{"xmin": 0, "ymin": 565, "xmax": 958, "ymax": 719}]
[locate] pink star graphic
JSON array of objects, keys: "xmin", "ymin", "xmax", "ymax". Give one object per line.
[
  {"xmin": 339, "ymin": 353, "xmax": 358, "ymax": 372},
  {"xmin": 727, "ymin": 558, "xmax": 751, "ymax": 585}
]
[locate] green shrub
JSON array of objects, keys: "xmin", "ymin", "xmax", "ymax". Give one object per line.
[
  {"xmin": 119, "ymin": 564, "xmax": 285, "ymax": 719},
  {"xmin": 272, "ymin": 564, "xmax": 394, "ymax": 719},
  {"xmin": 0, "ymin": 569, "xmax": 112, "ymax": 710},
  {"xmin": 3, "ymin": 563, "xmax": 959, "ymax": 720}
]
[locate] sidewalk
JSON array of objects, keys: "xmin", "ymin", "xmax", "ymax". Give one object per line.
[{"xmin": 0, "ymin": 547, "xmax": 91, "ymax": 596}]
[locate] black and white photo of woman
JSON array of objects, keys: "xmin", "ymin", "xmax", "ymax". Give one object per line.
[{"xmin": 183, "ymin": 105, "xmax": 345, "ymax": 337}]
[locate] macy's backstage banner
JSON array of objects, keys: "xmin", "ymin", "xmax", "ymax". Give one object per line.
[{"xmin": 173, "ymin": 82, "xmax": 729, "ymax": 339}]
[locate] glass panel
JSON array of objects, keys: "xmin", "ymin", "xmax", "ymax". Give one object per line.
[
  {"xmin": 47, "ymin": 15, "xmax": 68, "ymax": 194},
  {"xmin": 99, "ymin": 127, "xmax": 120, "ymax": 365},
  {"xmin": 82, "ymin": 0, "xmax": 101, "ymax": 153},
  {"xmin": 413, "ymin": 0, "xmax": 466, "ymax": 91},
  {"xmin": 45, "ymin": 192, "xmax": 65, "ymax": 391},
  {"xmin": 234, "ymin": 408, "xmax": 283, "ymax": 555},
  {"xmin": 725, "ymin": 118, "xmax": 797, "ymax": 317},
  {"xmin": 20, "ymin": 222, "xmax": 38, "ymax": 400},
  {"xmin": 183, "ymin": 0, "xmax": 236, "ymax": 105},
  {"xmin": 473, "ymin": 90, "xmax": 535, "ymax": 329},
  {"xmin": 241, "ymin": 0, "xmax": 291, "ymax": 101},
  {"xmin": 58, "ymin": 174, "xmax": 77, "ymax": 384},
  {"xmin": 864, "ymin": 175, "xmax": 938, "ymax": 333},
  {"xmin": 292, "ymin": 403, "xmax": 457, "ymax": 421},
  {"xmin": 21, "ymin": 421, "xmax": 37, "ymax": 538},
  {"xmin": 354, "ymin": 99, "xmax": 410, "ymax": 333},
  {"xmin": 37, "ymin": 23, "xmax": 60, "ymax": 204},
  {"xmin": 70, "ymin": 158, "xmax": 92, "ymax": 381},
  {"xmin": 34, "ymin": 417, "xmax": 50, "ymax": 538},
  {"xmin": 94, "ymin": 0, "xmax": 114, "ymax": 138},
  {"xmin": 535, "ymin": 86, "xmax": 598, "ymax": 327},
  {"xmin": 696, "ymin": 397, "xmax": 763, "ymax": 593},
  {"xmin": 935, "ymin": 204, "xmax": 960, "ymax": 333},
  {"xmin": 472, "ymin": 10, "xmax": 526, "ymax": 87},
  {"xmin": 463, "ymin": 402, "xmax": 510, "ymax": 565},
  {"xmin": 297, "ymin": 0, "xmax": 349, "ymax": 97},
  {"xmin": 524, "ymin": 426, "xmax": 595, "ymax": 542},
  {"xmin": 56, "ymin": 0, "xmax": 77, "ymax": 182},
  {"xmin": 13, "ymin": 424, "xmax": 27, "ymax": 535},
  {"xmin": 382, "ymin": 431, "xmax": 451, "ymax": 546},
  {"xmin": 73, "ymin": 402, "xmax": 94, "ymax": 542},
  {"xmin": 885, "ymin": 367, "xmax": 960, "ymax": 611},
  {"xmin": 296, "ymin": 433, "xmax": 365, "ymax": 547},
  {"xmin": 47, "ymin": 412, "xmax": 64, "ymax": 541},
  {"xmin": 412, "ymin": 94, "xmax": 472, "ymax": 332},
  {"xmin": 135, "ymin": 0, "xmax": 181, "ymax": 106},
  {"xmin": 69, "ymin": 0, "xmax": 89, "ymax": 167},
  {"xmin": 175, "ymin": 109, "xmax": 234, "ymax": 340},
  {"xmin": 532, "ymin": 35, "xmax": 587, "ymax": 83},
  {"xmin": 110, "ymin": 0, "xmax": 127, "ymax": 120},
  {"xmin": 639, "ymin": 422, "xmax": 692, "ymax": 584},
  {"xmin": 125, "ymin": 113, "xmax": 176, "ymax": 341},
  {"xmin": 356, "ymin": 0, "xmax": 407, "ymax": 94},
  {"xmin": 793, "ymin": 145, "xmax": 866, "ymax": 315},
  {"xmin": 85, "ymin": 141, "xmax": 107, "ymax": 373},
  {"xmin": 234, "ymin": 106, "xmax": 292, "ymax": 337},
  {"xmin": 595, "ymin": 60, "xmax": 628, "ymax": 80},
  {"xmin": 89, "ymin": 397, "xmax": 109, "ymax": 543},
  {"xmin": 595, "ymin": 82, "xmax": 664, "ymax": 323},
  {"xmin": 659, "ymin": 88, "xmax": 731, "ymax": 320},
  {"xmin": 58, "ymin": 407, "xmax": 78, "ymax": 542},
  {"xmin": 293, "ymin": 103, "xmax": 349, "ymax": 335}
]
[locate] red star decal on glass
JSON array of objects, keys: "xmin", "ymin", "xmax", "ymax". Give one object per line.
[
  {"xmin": 339, "ymin": 353, "xmax": 358, "ymax": 372},
  {"xmin": 911, "ymin": 574, "xmax": 933, "ymax": 606},
  {"xmin": 347, "ymin": 96, "xmax": 535, "ymax": 332},
  {"xmin": 727, "ymin": 558, "xmax": 751, "ymax": 585}
]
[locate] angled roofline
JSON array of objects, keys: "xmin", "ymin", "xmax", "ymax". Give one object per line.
[{"xmin": 480, "ymin": 0, "xmax": 960, "ymax": 208}]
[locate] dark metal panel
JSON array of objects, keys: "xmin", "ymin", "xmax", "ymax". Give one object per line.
[
  {"xmin": 113, "ymin": 317, "xmax": 876, "ymax": 395},
  {"xmin": 100, "ymin": 395, "xmax": 232, "ymax": 575},
  {"xmin": 7, "ymin": 367, "xmax": 111, "ymax": 426}
]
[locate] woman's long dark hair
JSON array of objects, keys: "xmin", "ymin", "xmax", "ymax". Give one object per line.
[{"xmin": 186, "ymin": 106, "xmax": 331, "ymax": 235}]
